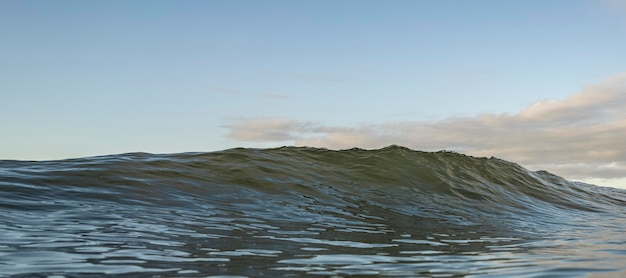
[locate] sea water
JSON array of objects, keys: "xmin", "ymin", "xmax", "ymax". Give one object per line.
[{"xmin": 1, "ymin": 146, "xmax": 625, "ymax": 277}]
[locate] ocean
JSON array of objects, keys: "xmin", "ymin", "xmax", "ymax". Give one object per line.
[{"xmin": 1, "ymin": 145, "xmax": 625, "ymax": 277}]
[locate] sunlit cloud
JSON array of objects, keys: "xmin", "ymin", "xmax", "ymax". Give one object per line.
[
  {"xmin": 224, "ymin": 72, "xmax": 626, "ymax": 184},
  {"xmin": 223, "ymin": 118, "xmax": 310, "ymax": 142}
]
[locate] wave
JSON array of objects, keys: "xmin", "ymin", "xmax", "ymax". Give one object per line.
[
  {"xmin": 2, "ymin": 145, "xmax": 626, "ymax": 276},
  {"xmin": 4, "ymin": 145, "xmax": 622, "ymax": 216}
]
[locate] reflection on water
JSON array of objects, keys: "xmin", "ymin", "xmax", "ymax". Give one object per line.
[
  {"xmin": 2, "ymin": 147, "xmax": 626, "ymax": 277},
  {"xmin": 2, "ymin": 199, "xmax": 626, "ymax": 277}
]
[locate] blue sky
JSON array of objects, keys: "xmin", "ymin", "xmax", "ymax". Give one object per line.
[{"xmin": 2, "ymin": 1, "xmax": 626, "ymax": 187}]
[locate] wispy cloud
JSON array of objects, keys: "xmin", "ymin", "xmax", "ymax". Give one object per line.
[
  {"xmin": 224, "ymin": 72, "xmax": 626, "ymax": 182},
  {"xmin": 268, "ymin": 72, "xmax": 353, "ymax": 83},
  {"xmin": 605, "ymin": 0, "xmax": 626, "ymax": 28},
  {"xmin": 607, "ymin": 0, "xmax": 626, "ymax": 13},
  {"xmin": 212, "ymin": 87, "xmax": 245, "ymax": 95},
  {"xmin": 212, "ymin": 87, "xmax": 291, "ymax": 99},
  {"xmin": 263, "ymin": 93, "xmax": 290, "ymax": 99}
]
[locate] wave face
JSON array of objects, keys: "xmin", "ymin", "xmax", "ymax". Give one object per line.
[{"xmin": 1, "ymin": 146, "xmax": 626, "ymax": 277}]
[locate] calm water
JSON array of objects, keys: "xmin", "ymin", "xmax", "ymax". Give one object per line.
[{"xmin": 1, "ymin": 146, "xmax": 626, "ymax": 277}]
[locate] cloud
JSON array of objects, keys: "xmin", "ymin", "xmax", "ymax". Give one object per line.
[
  {"xmin": 224, "ymin": 72, "xmax": 626, "ymax": 183},
  {"xmin": 268, "ymin": 72, "xmax": 352, "ymax": 83},
  {"xmin": 263, "ymin": 93, "xmax": 290, "ymax": 99},
  {"xmin": 606, "ymin": 0, "xmax": 626, "ymax": 13},
  {"xmin": 605, "ymin": 0, "xmax": 626, "ymax": 29},
  {"xmin": 223, "ymin": 118, "xmax": 312, "ymax": 142},
  {"xmin": 212, "ymin": 87, "xmax": 245, "ymax": 95},
  {"xmin": 212, "ymin": 86, "xmax": 291, "ymax": 100}
]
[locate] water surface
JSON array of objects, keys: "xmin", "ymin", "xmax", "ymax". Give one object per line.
[{"xmin": 1, "ymin": 146, "xmax": 625, "ymax": 277}]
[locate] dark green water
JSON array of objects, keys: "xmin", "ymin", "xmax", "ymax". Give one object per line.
[{"xmin": 1, "ymin": 146, "xmax": 625, "ymax": 277}]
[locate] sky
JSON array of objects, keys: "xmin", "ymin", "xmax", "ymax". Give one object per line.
[{"xmin": 2, "ymin": 0, "xmax": 626, "ymax": 188}]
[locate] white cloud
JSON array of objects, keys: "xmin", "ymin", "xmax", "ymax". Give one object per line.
[{"xmin": 224, "ymin": 72, "xmax": 626, "ymax": 186}]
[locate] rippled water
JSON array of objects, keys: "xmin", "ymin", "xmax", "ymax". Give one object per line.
[{"xmin": 1, "ymin": 146, "xmax": 625, "ymax": 277}]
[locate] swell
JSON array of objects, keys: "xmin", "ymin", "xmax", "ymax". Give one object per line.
[
  {"xmin": 5, "ymin": 146, "xmax": 626, "ymax": 277},
  {"xmin": 2, "ymin": 145, "xmax": 625, "ymax": 227}
]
